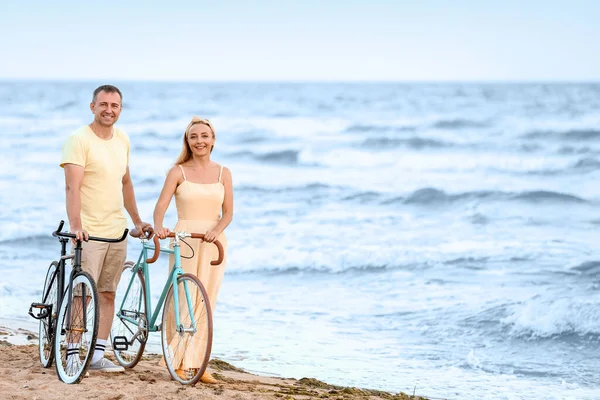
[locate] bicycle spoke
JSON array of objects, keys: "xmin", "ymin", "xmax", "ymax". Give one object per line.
[{"xmin": 111, "ymin": 262, "xmax": 147, "ymax": 368}]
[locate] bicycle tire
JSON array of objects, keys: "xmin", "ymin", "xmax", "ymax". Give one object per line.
[
  {"xmin": 54, "ymin": 271, "xmax": 99, "ymax": 384},
  {"xmin": 39, "ymin": 261, "xmax": 60, "ymax": 368},
  {"xmin": 161, "ymin": 273, "xmax": 213, "ymax": 385},
  {"xmin": 111, "ymin": 261, "xmax": 148, "ymax": 368}
]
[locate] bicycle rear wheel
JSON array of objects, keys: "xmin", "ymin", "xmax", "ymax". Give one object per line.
[
  {"xmin": 111, "ymin": 261, "xmax": 148, "ymax": 368},
  {"xmin": 54, "ymin": 271, "xmax": 99, "ymax": 384},
  {"xmin": 39, "ymin": 261, "xmax": 60, "ymax": 368},
  {"xmin": 161, "ymin": 273, "xmax": 212, "ymax": 385}
]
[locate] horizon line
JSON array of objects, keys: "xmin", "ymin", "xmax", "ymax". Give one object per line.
[{"xmin": 1, "ymin": 77, "xmax": 599, "ymax": 85}]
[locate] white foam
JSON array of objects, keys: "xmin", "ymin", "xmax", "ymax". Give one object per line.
[{"xmin": 501, "ymin": 294, "xmax": 600, "ymax": 338}]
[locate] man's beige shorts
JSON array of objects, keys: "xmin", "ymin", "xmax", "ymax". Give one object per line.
[{"xmin": 75, "ymin": 239, "xmax": 127, "ymax": 293}]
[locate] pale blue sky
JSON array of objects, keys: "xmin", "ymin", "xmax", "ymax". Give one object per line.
[{"xmin": 1, "ymin": 0, "xmax": 599, "ymax": 81}]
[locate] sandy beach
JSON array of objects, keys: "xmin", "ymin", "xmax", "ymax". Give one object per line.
[{"xmin": 0, "ymin": 325, "xmax": 428, "ymax": 400}]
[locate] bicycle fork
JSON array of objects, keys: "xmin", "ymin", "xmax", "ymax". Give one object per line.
[
  {"xmin": 172, "ymin": 273, "xmax": 198, "ymax": 335},
  {"xmin": 62, "ymin": 243, "xmax": 89, "ymax": 336}
]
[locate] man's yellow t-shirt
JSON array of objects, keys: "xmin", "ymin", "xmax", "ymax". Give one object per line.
[{"xmin": 60, "ymin": 126, "xmax": 129, "ymax": 239}]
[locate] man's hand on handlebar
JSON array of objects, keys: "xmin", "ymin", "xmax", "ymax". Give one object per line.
[
  {"xmin": 135, "ymin": 221, "xmax": 154, "ymax": 239},
  {"xmin": 71, "ymin": 228, "xmax": 89, "ymax": 242}
]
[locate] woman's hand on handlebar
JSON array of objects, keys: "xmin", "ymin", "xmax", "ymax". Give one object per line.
[
  {"xmin": 155, "ymin": 226, "xmax": 171, "ymax": 240},
  {"xmin": 203, "ymin": 228, "xmax": 220, "ymax": 243}
]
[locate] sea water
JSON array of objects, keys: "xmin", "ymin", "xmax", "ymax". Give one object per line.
[{"xmin": 1, "ymin": 81, "xmax": 600, "ymax": 399}]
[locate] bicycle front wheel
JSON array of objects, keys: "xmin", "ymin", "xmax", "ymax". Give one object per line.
[
  {"xmin": 111, "ymin": 261, "xmax": 147, "ymax": 368},
  {"xmin": 39, "ymin": 261, "xmax": 60, "ymax": 368},
  {"xmin": 54, "ymin": 271, "xmax": 99, "ymax": 384},
  {"xmin": 161, "ymin": 273, "xmax": 213, "ymax": 385}
]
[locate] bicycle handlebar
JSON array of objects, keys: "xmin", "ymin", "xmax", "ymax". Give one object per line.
[
  {"xmin": 141, "ymin": 232, "xmax": 224, "ymax": 266},
  {"xmin": 52, "ymin": 220, "xmax": 129, "ymax": 243}
]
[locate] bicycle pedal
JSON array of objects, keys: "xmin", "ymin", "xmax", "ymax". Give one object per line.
[
  {"xmin": 28, "ymin": 303, "xmax": 51, "ymax": 320},
  {"xmin": 112, "ymin": 336, "xmax": 129, "ymax": 351}
]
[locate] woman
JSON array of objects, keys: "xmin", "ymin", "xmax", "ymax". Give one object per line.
[{"xmin": 153, "ymin": 116, "xmax": 233, "ymax": 384}]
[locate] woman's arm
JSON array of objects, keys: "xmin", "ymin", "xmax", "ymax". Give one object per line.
[
  {"xmin": 153, "ymin": 166, "xmax": 182, "ymax": 239},
  {"xmin": 204, "ymin": 166, "xmax": 234, "ymax": 243}
]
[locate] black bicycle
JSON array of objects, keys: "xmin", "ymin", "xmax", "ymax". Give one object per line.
[{"xmin": 28, "ymin": 220, "xmax": 128, "ymax": 383}]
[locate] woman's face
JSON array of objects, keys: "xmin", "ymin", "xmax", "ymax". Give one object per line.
[{"xmin": 187, "ymin": 123, "xmax": 215, "ymax": 155}]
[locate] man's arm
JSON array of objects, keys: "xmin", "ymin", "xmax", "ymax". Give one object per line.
[
  {"xmin": 64, "ymin": 163, "xmax": 88, "ymax": 241},
  {"xmin": 122, "ymin": 167, "xmax": 151, "ymax": 233}
]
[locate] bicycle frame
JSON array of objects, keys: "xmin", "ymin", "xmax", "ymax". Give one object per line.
[
  {"xmin": 29, "ymin": 236, "xmax": 87, "ymax": 331},
  {"xmin": 117, "ymin": 237, "xmax": 197, "ymax": 334}
]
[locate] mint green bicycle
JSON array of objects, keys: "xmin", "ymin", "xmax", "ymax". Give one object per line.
[{"xmin": 110, "ymin": 230, "xmax": 223, "ymax": 385}]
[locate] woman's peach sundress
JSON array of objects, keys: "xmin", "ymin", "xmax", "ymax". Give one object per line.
[{"xmin": 163, "ymin": 164, "xmax": 228, "ymax": 370}]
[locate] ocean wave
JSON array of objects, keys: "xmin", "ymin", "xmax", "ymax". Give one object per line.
[
  {"xmin": 432, "ymin": 119, "xmax": 488, "ymax": 129},
  {"xmin": 53, "ymin": 100, "xmax": 77, "ymax": 111},
  {"xmin": 236, "ymin": 184, "xmax": 385, "ymax": 204},
  {"xmin": 137, "ymin": 177, "xmax": 161, "ymax": 186},
  {"xmin": 228, "ymin": 149, "xmax": 301, "ymax": 165},
  {"xmin": 557, "ymin": 145, "xmax": 595, "ymax": 155},
  {"xmin": 501, "ymin": 296, "xmax": 600, "ymax": 340},
  {"xmin": 525, "ymin": 129, "xmax": 600, "ymax": 141},
  {"xmin": 0, "ymin": 234, "xmax": 57, "ymax": 246},
  {"xmin": 236, "ymin": 182, "xmax": 336, "ymax": 194},
  {"xmin": 524, "ymin": 157, "xmax": 600, "ymax": 175},
  {"xmin": 257, "ymin": 150, "xmax": 299, "ymax": 164},
  {"xmin": 573, "ymin": 157, "xmax": 600, "ymax": 170},
  {"xmin": 133, "ymin": 143, "xmax": 171, "ymax": 152},
  {"xmin": 340, "ymin": 191, "xmax": 382, "ymax": 203},
  {"xmin": 569, "ymin": 261, "xmax": 600, "ymax": 276},
  {"xmin": 467, "ymin": 213, "xmax": 490, "ymax": 225},
  {"xmin": 444, "ymin": 256, "xmax": 490, "ymax": 265},
  {"xmin": 238, "ymin": 184, "xmax": 578, "ymax": 209},
  {"xmin": 382, "ymin": 188, "xmax": 587, "ymax": 206},
  {"xmin": 238, "ymin": 135, "xmax": 268, "ymax": 144},
  {"xmin": 344, "ymin": 124, "xmax": 415, "ymax": 133},
  {"xmin": 564, "ymin": 130, "xmax": 600, "ymax": 140},
  {"xmin": 362, "ymin": 137, "xmax": 451, "ymax": 149},
  {"xmin": 519, "ymin": 143, "xmax": 542, "ymax": 152},
  {"xmin": 226, "ymin": 262, "xmax": 420, "ymax": 276},
  {"xmin": 512, "ymin": 190, "xmax": 586, "ymax": 203}
]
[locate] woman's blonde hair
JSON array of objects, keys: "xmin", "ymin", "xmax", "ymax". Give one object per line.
[{"xmin": 175, "ymin": 116, "xmax": 216, "ymax": 165}]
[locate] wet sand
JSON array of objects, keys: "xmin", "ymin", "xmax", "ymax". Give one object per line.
[{"xmin": 0, "ymin": 325, "xmax": 429, "ymax": 400}]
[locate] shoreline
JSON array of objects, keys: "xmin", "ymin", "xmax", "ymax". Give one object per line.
[{"xmin": 0, "ymin": 324, "xmax": 430, "ymax": 400}]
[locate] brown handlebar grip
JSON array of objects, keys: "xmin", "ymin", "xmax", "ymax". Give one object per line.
[
  {"xmin": 146, "ymin": 232, "xmax": 177, "ymax": 264},
  {"xmin": 190, "ymin": 234, "xmax": 224, "ymax": 265},
  {"xmin": 146, "ymin": 235, "xmax": 162, "ymax": 264},
  {"xmin": 146, "ymin": 233, "xmax": 224, "ymax": 265}
]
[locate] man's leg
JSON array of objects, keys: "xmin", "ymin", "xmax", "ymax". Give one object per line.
[
  {"xmin": 90, "ymin": 291, "xmax": 116, "ymax": 364},
  {"xmin": 98, "ymin": 291, "xmax": 116, "ymax": 340},
  {"xmin": 66, "ymin": 241, "xmax": 105, "ymax": 373},
  {"xmin": 89, "ymin": 239, "xmax": 127, "ymax": 373}
]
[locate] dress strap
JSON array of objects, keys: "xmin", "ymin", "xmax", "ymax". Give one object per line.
[
  {"xmin": 218, "ymin": 165, "xmax": 223, "ymax": 183},
  {"xmin": 178, "ymin": 165, "xmax": 187, "ymax": 181}
]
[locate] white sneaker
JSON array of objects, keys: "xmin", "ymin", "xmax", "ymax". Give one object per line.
[{"xmin": 89, "ymin": 357, "xmax": 125, "ymax": 373}]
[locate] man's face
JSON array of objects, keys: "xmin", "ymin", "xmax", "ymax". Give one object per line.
[{"xmin": 90, "ymin": 91, "xmax": 122, "ymax": 127}]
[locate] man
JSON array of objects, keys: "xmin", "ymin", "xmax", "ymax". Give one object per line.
[{"xmin": 61, "ymin": 84, "xmax": 151, "ymax": 372}]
